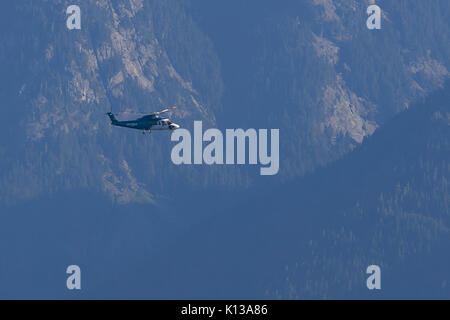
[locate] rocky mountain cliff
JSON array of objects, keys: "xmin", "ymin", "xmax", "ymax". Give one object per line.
[
  {"xmin": 185, "ymin": 0, "xmax": 450, "ymax": 176},
  {"xmin": 0, "ymin": 0, "xmax": 225, "ymax": 204}
]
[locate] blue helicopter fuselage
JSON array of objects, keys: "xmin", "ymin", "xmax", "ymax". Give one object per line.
[{"xmin": 106, "ymin": 112, "xmax": 179, "ymax": 131}]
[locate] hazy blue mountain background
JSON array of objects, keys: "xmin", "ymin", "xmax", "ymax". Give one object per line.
[
  {"xmin": 0, "ymin": 0, "xmax": 449, "ymax": 299},
  {"xmin": 141, "ymin": 84, "xmax": 450, "ymax": 299}
]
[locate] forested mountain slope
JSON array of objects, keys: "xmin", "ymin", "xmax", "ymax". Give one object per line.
[{"xmin": 141, "ymin": 82, "xmax": 450, "ymax": 299}]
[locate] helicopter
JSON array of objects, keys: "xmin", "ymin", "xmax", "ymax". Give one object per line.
[{"xmin": 106, "ymin": 106, "xmax": 180, "ymax": 134}]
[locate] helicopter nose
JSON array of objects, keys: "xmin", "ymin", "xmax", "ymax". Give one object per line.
[{"xmin": 170, "ymin": 124, "xmax": 180, "ymax": 130}]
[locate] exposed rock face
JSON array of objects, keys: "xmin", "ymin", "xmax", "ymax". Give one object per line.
[
  {"xmin": 311, "ymin": 32, "xmax": 376, "ymax": 144},
  {"xmin": 27, "ymin": 0, "xmax": 214, "ymax": 141},
  {"xmin": 196, "ymin": 0, "xmax": 449, "ymax": 178},
  {"xmin": 312, "ymin": 34, "xmax": 339, "ymax": 65},
  {"xmin": 322, "ymin": 76, "xmax": 377, "ymax": 144},
  {"xmin": 0, "ymin": 0, "xmax": 222, "ymax": 204},
  {"xmin": 313, "ymin": 0, "xmax": 340, "ymax": 21},
  {"xmin": 409, "ymin": 55, "xmax": 449, "ymax": 86}
]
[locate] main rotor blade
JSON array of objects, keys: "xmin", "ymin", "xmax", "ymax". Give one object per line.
[
  {"xmin": 155, "ymin": 106, "xmax": 177, "ymax": 115},
  {"xmin": 114, "ymin": 106, "xmax": 177, "ymax": 116}
]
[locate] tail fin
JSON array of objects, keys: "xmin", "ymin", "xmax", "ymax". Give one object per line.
[{"xmin": 106, "ymin": 112, "xmax": 118, "ymax": 123}]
